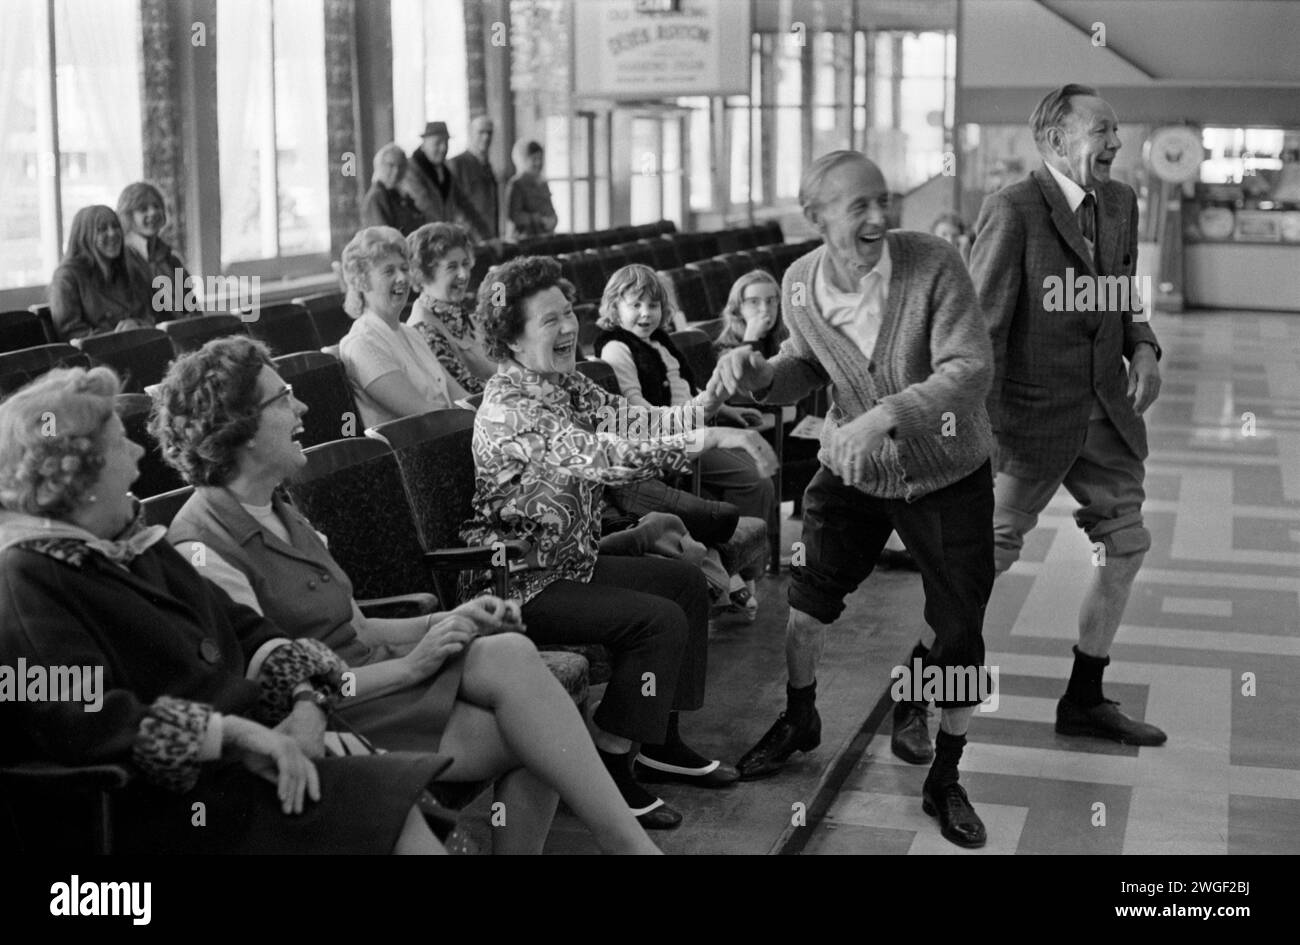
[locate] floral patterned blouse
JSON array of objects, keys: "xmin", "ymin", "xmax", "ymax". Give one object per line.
[
  {"xmin": 409, "ymin": 295, "xmax": 486, "ymax": 395},
  {"xmin": 461, "ymin": 360, "xmax": 698, "ymax": 604}
]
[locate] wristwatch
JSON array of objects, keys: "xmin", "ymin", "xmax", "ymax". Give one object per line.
[{"xmin": 292, "ymin": 688, "xmax": 331, "ymax": 710}]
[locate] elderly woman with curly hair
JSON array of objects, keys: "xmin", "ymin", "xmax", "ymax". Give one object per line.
[
  {"xmin": 153, "ymin": 336, "xmax": 659, "ymax": 854},
  {"xmin": 337, "ymin": 226, "xmax": 468, "ymax": 429},
  {"xmin": 48, "ymin": 205, "xmax": 155, "ymax": 341},
  {"xmin": 465, "ymin": 255, "xmax": 779, "ymax": 829},
  {"xmin": 0, "ymin": 367, "xmax": 446, "ymax": 853},
  {"xmin": 406, "ymin": 223, "xmax": 496, "ymax": 395}
]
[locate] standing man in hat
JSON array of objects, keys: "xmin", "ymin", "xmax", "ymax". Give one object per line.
[
  {"xmin": 969, "ymin": 83, "xmax": 1165, "ymax": 747},
  {"xmin": 402, "ymin": 121, "xmax": 493, "ymax": 240},
  {"xmin": 448, "ymin": 115, "xmax": 501, "ymax": 240}
]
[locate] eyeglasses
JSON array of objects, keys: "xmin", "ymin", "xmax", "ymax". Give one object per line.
[{"xmin": 257, "ymin": 383, "xmax": 294, "ymax": 411}]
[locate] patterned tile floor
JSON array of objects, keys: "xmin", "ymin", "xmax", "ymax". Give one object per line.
[{"xmin": 800, "ymin": 310, "xmax": 1300, "ymax": 855}]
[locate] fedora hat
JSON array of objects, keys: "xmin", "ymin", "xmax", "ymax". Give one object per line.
[{"xmin": 419, "ymin": 121, "xmax": 450, "ymax": 139}]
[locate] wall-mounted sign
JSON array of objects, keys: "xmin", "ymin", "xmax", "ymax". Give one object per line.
[{"xmin": 573, "ymin": 0, "xmax": 751, "ymax": 99}]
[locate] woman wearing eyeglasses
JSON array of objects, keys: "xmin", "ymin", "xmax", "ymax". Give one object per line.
[{"xmin": 153, "ymin": 336, "xmax": 660, "ymax": 853}]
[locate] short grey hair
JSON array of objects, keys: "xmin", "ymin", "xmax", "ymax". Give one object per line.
[
  {"xmin": 1029, "ymin": 84, "xmax": 1100, "ymax": 153},
  {"xmin": 798, "ymin": 150, "xmax": 873, "ymax": 216}
]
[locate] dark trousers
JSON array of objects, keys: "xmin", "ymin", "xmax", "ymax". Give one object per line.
[
  {"xmin": 521, "ymin": 555, "xmax": 710, "ymax": 743},
  {"xmin": 789, "ymin": 461, "xmax": 995, "ymax": 707}
]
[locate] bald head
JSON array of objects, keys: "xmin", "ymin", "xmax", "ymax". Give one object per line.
[
  {"xmin": 800, "ymin": 151, "xmax": 891, "ymax": 287},
  {"xmin": 470, "ymin": 115, "xmax": 494, "ymax": 157},
  {"xmin": 799, "ymin": 151, "xmax": 887, "ymax": 218}
]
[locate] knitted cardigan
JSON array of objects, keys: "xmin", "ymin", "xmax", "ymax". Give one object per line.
[{"xmin": 762, "ymin": 231, "xmax": 994, "ymax": 501}]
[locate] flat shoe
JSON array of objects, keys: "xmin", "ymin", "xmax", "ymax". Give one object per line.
[
  {"xmin": 630, "ymin": 797, "xmax": 683, "ymax": 830},
  {"xmin": 635, "ymin": 755, "xmax": 740, "ymax": 787}
]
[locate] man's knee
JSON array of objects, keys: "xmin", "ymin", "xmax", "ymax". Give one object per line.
[{"xmin": 1088, "ymin": 520, "xmax": 1150, "ymax": 575}]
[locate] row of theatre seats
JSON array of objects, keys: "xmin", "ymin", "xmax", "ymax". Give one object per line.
[{"xmin": 0, "ymin": 219, "xmax": 824, "ymax": 536}]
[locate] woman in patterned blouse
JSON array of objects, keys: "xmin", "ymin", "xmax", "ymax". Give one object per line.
[
  {"xmin": 464, "ymin": 255, "xmax": 778, "ymax": 830},
  {"xmin": 406, "ymin": 223, "xmax": 497, "ymax": 395}
]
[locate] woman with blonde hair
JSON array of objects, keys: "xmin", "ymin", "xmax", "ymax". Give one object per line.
[
  {"xmin": 337, "ymin": 226, "xmax": 468, "ymax": 429},
  {"xmin": 48, "ymin": 205, "xmax": 154, "ymax": 340},
  {"xmin": 714, "ymin": 269, "xmax": 788, "ymax": 360}
]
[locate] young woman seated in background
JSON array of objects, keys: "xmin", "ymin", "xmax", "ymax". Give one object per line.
[
  {"xmin": 406, "ymin": 223, "xmax": 497, "ymax": 395},
  {"xmin": 116, "ymin": 181, "xmax": 197, "ymax": 316},
  {"xmin": 337, "ymin": 226, "xmax": 469, "ymax": 429},
  {"xmin": 48, "ymin": 205, "xmax": 155, "ymax": 341}
]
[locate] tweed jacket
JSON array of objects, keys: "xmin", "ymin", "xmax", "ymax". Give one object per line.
[
  {"xmin": 970, "ymin": 165, "xmax": 1161, "ymax": 481},
  {"xmin": 760, "ymin": 231, "xmax": 994, "ymax": 502}
]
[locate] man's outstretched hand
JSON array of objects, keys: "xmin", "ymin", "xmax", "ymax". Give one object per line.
[{"xmin": 712, "ymin": 347, "xmax": 774, "ymax": 399}]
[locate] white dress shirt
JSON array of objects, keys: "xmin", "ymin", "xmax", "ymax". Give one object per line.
[{"xmin": 813, "ymin": 239, "xmax": 891, "ymax": 363}]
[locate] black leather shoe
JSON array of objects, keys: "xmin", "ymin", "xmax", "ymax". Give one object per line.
[
  {"xmin": 921, "ymin": 781, "xmax": 987, "ymax": 848},
  {"xmin": 631, "ymin": 797, "xmax": 683, "ymax": 830},
  {"xmin": 634, "ymin": 755, "xmax": 740, "ymax": 787},
  {"xmin": 1055, "ymin": 697, "xmax": 1167, "ymax": 746},
  {"xmin": 890, "ymin": 701, "xmax": 934, "ymax": 764},
  {"xmin": 736, "ymin": 709, "xmax": 821, "ymax": 780}
]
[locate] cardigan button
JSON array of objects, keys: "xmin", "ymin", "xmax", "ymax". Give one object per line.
[
  {"xmin": 320, "ymin": 573, "xmax": 331, "ymax": 582},
  {"xmin": 307, "ymin": 579, "xmax": 318, "ymax": 590},
  {"xmin": 199, "ymin": 639, "xmax": 221, "ymax": 664}
]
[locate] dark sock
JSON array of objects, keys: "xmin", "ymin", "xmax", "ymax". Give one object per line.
[
  {"xmin": 786, "ymin": 680, "xmax": 817, "ymax": 720},
  {"xmin": 1065, "ymin": 645, "xmax": 1109, "ymax": 708},
  {"xmin": 598, "ymin": 748, "xmax": 661, "ymax": 810},
  {"xmin": 924, "ymin": 730, "xmax": 967, "ymax": 791}
]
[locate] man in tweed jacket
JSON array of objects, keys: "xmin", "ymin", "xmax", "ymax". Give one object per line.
[
  {"xmin": 970, "ymin": 84, "xmax": 1165, "ymax": 748},
  {"xmin": 715, "ymin": 151, "xmax": 996, "ymax": 848}
]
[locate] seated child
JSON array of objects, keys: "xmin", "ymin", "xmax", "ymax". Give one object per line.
[{"xmin": 594, "ymin": 264, "xmax": 776, "ymax": 620}]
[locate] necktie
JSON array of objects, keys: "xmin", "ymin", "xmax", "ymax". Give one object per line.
[{"xmin": 1077, "ymin": 191, "xmax": 1097, "ymax": 244}]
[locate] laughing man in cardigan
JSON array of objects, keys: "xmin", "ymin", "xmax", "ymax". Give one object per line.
[{"xmin": 713, "ymin": 151, "xmax": 996, "ymax": 848}]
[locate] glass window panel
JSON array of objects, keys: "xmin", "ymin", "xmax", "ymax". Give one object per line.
[
  {"xmin": 728, "ymin": 104, "xmax": 751, "ymax": 208},
  {"xmin": 218, "ymin": 0, "xmax": 275, "ymax": 264},
  {"xmin": 273, "ymin": 0, "xmax": 327, "ymax": 256},
  {"xmin": 775, "ymin": 34, "xmax": 802, "ymax": 106},
  {"xmin": 571, "ymin": 179, "xmax": 589, "ymax": 232},
  {"xmin": 572, "ymin": 114, "xmax": 591, "ymax": 178},
  {"xmin": 545, "ymin": 115, "xmax": 570, "ymax": 177},
  {"xmin": 812, "ymin": 107, "xmax": 845, "ymax": 161},
  {"xmin": 422, "ymin": 1, "xmax": 467, "ymax": 144},
  {"xmin": 687, "ymin": 105, "xmax": 711, "ymax": 212},
  {"xmin": 750, "ymin": 33, "xmax": 762, "ymax": 107},
  {"xmin": 550, "ymin": 178, "xmax": 571, "ymax": 234},
  {"xmin": 775, "ymin": 107, "xmax": 801, "ymax": 200},
  {"xmin": 2, "ymin": 0, "xmax": 51, "ymax": 287},
  {"xmin": 391, "ymin": 0, "xmax": 425, "ymax": 153},
  {"xmin": 663, "ymin": 170, "xmax": 683, "ymax": 229},
  {"xmin": 813, "ymin": 32, "xmax": 836, "ymax": 105},
  {"xmin": 853, "ymin": 31, "xmax": 866, "ymax": 111},
  {"xmin": 54, "ymin": 0, "xmax": 142, "ymax": 234}
]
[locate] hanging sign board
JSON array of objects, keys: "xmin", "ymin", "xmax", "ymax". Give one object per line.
[{"xmin": 572, "ymin": 0, "xmax": 752, "ymax": 99}]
